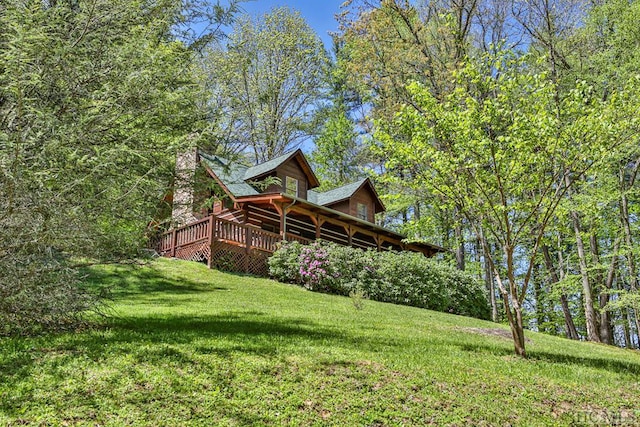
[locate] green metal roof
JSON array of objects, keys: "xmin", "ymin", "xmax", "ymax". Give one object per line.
[
  {"xmin": 199, "ymin": 150, "xmax": 377, "ymax": 209},
  {"xmin": 198, "ymin": 151, "xmax": 259, "ymax": 198},
  {"xmin": 307, "ymin": 179, "xmax": 369, "ymax": 206},
  {"xmin": 244, "ymin": 151, "xmax": 299, "ymax": 181}
]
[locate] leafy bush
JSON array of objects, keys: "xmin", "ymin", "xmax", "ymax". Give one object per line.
[
  {"xmin": 0, "ymin": 253, "xmax": 100, "ymax": 336},
  {"xmin": 441, "ymin": 263, "xmax": 492, "ymax": 320},
  {"xmin": 372, "ymin": 251, "xmax": 450, "ymax": 312},
  {"xmin": 269, "ymin": 240, "xmax": 490, "ymax": 320},
  {"xmin": 268, "ymin": 241, "xmax": 303, "ymax": 284}
]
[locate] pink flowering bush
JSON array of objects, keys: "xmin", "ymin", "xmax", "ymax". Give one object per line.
[
  {"xmin": 298, "ymin": 243, "xmax": 330, "ymax": 291},
  {"xmin": 268, "ymin": 240, "xmax": 490, "ymax": 320}
]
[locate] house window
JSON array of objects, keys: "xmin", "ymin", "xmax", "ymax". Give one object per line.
[
  {"xmin": 261, "ymin": 223, "xmax": 276, "ymax": 233},
  {"xmin": 285, "ymin": 176, "xmax": 298, "ymax": 197},
  {"xmin": 357, "ymin": 203, "xmax": 368, "ymax": 221}
]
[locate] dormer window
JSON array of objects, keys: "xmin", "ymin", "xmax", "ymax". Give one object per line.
[
  {"xmin": 285, "ymin": 176, "xmax": 299, "ymax": 197},
  {"xmin": 357, "ymin": 203, "xmax": 368, "ymax": 221}
]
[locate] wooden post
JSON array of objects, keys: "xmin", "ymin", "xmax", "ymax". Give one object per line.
[
  {"xmin": 316, "ymin": 218, "xmax": 322, "ymax": 239},
  {"xmin": 245, "ymin": 225, "xmax": 252, "ymax": 253},
  {"xmin": 343, "ymin": 224, "xmax": 357, "ymax": 247},
  {"xmin": 308, "ymin": 214, "xmax": 324, "ymax": 240},
  {"xmin": 207, "ymin": 216, "xmax": 215, "ymax": 268},
  {"xmin": 308, "ymin": 214, "xmax": 319, "ymax": 238},
  {"xmin": 170, "ymin": 229, "xmax": 177, "ymax": 258},
  {"xmin": 243, "ymin": 226, "xmax": 252, "ymax": 273},
  {"xmin": 273, "ymin": 202, "xmax": 286, "ymax": 241}
]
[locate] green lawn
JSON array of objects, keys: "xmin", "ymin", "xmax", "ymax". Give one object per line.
[{"xmin": 1, "ymin": 258, "xmax": 639, "ymax": 426}]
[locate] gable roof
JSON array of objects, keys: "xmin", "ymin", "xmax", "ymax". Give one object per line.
[
  {"xmin": 197, "ymin": 150, "xmax": 384, "ymax": 214},
  {"xmin": 198, "ymin": 151, "xmax": 258, "ymax": 198},
  {"xmin": 308, "ymin": 178, "xmax": 385, "ymax": 213},
  {"xmin": 244, "ymin": 149, "xmax": 320, "ymax": 188}
]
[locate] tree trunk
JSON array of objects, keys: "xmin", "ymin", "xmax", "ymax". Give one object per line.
[
  {"xmin": 483, "ymin": 240, "xmax": 527, "ymax": 357},
  {"xmin": 479, "ymin": 226, "xmax": 499, "ymax": 322},
  {"xmin": 455, "ymin": 207, "xmax": 465, "ymax": 271},
  {"xmin": 511, "ymin": 298, "xmax": 527, "ymax": 357},
  {"xmin": 628, "ymin": 309, "xmax": 638, "ymax": 349},
  {"xmin": 570, "ymin": 209, "xmax": 601, "ymax": 342},
  {"xmin": 542, "ymin": 244, "xmax": 579, "ymax": 340},
  {"xmin": 486, "ymin": 254, "xmax": 499, "ymax": 323},
  {"xmin": 600, "ymin": 236, "xmax": 620, "ymax": 345},
  {"xmin": 532, "ymin": 262, "xmax": 547, "ymax": 332},
  {"xmin": 620, "ymin": 190, "xmax": 640, "ymax": 343},
  {"xmin": 589, "ymin": 233, "xmax": 614, "ymax": 345},
  {"xmin": 497, "ymin": 280, "xmax": 527, "ymax": 357},
  {"xmin": 505, "ymin": 245, "xmax": 527, "ymax": 356},
  {"xmin": 622, "ymin": 308, "xmax": 632, "ymax": 348}
]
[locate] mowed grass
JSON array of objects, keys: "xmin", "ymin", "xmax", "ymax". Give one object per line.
[{"xmin": 1, "ymin": 258, "xmax": 639, "ymax": 426}]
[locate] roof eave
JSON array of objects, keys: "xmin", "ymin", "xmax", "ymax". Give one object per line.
[
  {"xmin": 243, "ymin": 149, "xmax": 321, "ymax": 189},
  {"xmin": 281, "ymin": 194, "xmax": 444, "ymax": 253},
  {"xmin": 201, "ymin": 159, "xmax": 238, "ymax": 202}
]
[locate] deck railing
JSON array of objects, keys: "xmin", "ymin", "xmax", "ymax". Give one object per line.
[
  {"xmin": 285, "ymin": 233, "xmax": 310, "ymax": 245},
  {"xmin": 156, "ymin": 216, "xmax": 211, "ymax": 257},
  {"xmin": 156, "ymin": 215, "xmax": 287, "ymax": 257},
  {"xmin": 214, "ymin": 217, "xmax": 282, "ymax": 252}
]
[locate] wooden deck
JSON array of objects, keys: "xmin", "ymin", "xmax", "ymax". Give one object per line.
[{"xmin": 154, "ymin": 215, "xmax": 310, "ymax": 275}]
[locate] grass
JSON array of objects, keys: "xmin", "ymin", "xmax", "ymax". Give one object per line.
[{"xmin": 1, "ymin": 258, "xmax": 640, "ymax": 426}]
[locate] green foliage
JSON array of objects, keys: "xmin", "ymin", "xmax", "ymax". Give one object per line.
[
  {"xmin": 374, "ymin": 48, "xmax": 640, "ymax": 354},
  {"xmin": 0, "ymin": 0, "xmax": 235, "ymax": 334},
  {"xmin": 310, "ymin": 106, "xmax": 365, "ymax": 190},
  {"xmin": 268, "ymin": 241, "xmax": 490, "ymax": 319},
  {"xmin": 333, "ymin": 0, "xmax": 640, "ymax": 349},
  {"xmin": 268, "ymin": 240, "xmax": 304, "ymax": 284},
  {"xmin": 571, "ymin": 0, "xmax": 640, "ymax": 91},
  {"xmin": 368, "ymin": 250, "xmax": 449, "ymax": 311},
  {"xmin": 0, "ymin": 256, "xmax": 98, "ymax": 336},
  {"xmin": 200, "ymin": 6, "xmax": 330, "ymax": 163}
]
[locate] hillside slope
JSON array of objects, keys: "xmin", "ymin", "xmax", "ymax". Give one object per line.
[{"xmin": 1, "ymin": 258, "xmax": 639, "ymax": 426}]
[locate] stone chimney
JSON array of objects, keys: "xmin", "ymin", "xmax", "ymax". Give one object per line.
[{"xmin": 171, "ymin": 148, "xmax": 198, "ymax": 226}]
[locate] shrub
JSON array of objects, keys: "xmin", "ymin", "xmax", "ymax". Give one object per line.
[
  {"xmin": 268, "ymin": 241, "xmax": 303, "ymax": 284},
  {"xmin": 0, "ymin": 253, "xmax": 100, "ymax": 336},
  {"xmin": 298, "ymin": 243, "xmax": 330, "ymax": 291},
  {"xmin": 269, "ymin": 240, "xmax": 490, "ymax": 320},
  {"xmin": 372, "ymin": 251, "xmax": 450, "ymax": 312},
  {"xmin": 441, "ymin": 264, "xmax": 492, "ymax": 320}
]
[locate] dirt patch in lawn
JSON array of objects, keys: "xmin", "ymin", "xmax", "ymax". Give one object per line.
[{"xmin": 462, "ymin": 327, "xmax": 532, "ymax": 343}]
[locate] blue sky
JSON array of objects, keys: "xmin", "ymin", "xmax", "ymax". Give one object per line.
[{"xmin": 237, "ymin": 0, "xmax": 347, "ymax": 49}]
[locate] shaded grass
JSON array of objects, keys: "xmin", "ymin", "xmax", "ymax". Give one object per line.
[{"xmin": 1, "ymin": 258, "xmax": 640, "ymax": 426}]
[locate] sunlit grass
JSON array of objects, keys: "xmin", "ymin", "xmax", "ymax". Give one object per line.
[{"xmin": 1, "ymin": 258, "xmax": 639, "ymax": 425}]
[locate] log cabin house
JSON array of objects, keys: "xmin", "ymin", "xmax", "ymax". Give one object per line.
[{"xmin": 154, "ymin": 149, "xmax": 444, "ymax": 275}]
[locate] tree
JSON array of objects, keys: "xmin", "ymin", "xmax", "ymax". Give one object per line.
[
  {"xmin": 376, "ymin": 51, "xmax": 638, "ymax": 356},
  {"xmin": 200, "ymin": 7, "xmax": 329, "ymax": 163},
  {"xmin": 310, "ymin": 106, "xmax": 365, "ymax": 190},
  {"xmin": 0, "ymin": 0, "xmax": 238, "ymax": 335},
  {"xmin": 570, "ymin": 0, "xmax": 640, "ymax": 346},
  {"xmin": 309, "ymin": 51, "xmax": 367, "ymax": 190},
  {"xmin": 336, "ymin": 0, "xmax": 483, "ymax": 268}
]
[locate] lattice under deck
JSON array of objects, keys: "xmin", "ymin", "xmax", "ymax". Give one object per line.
[
  {"xmin": 210, "ymin": 241, "xmax": 270, "ymax": 276},
  {"xmin": 174, "ymin": 240, "xmax": 210, "ymax": 263}
]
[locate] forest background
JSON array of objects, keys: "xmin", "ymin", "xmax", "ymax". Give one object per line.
[{"xmin": 1, "ymin": 0, "xmax": 640, "ymax": 356}]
